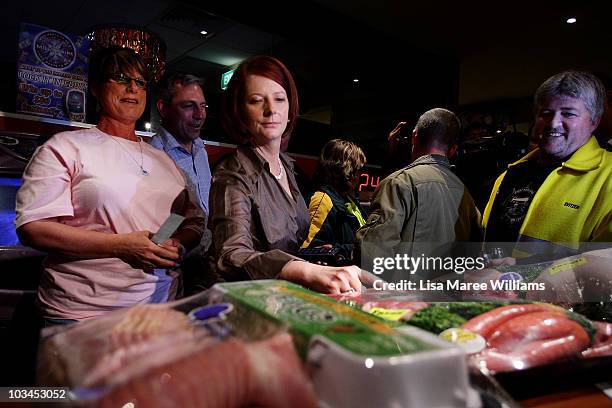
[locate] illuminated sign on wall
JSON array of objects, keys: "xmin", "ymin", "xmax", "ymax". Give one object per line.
[
  {"xmin": 221, "ymin": 69, "xmax": 236, "ymax": 90},
  {"xmin": 358, "ymin": 172, "xmax": 381, "ymax": 192}
]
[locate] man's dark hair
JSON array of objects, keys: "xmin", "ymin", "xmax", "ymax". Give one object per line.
[
  {"xmin": 414, "ymin": 108, "xmax": 460, "ymax": 149},
  {"xmin": 157, "ymin": 72, "xmax": 205, "ymax": 103}
]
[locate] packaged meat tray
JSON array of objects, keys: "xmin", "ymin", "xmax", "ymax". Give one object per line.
[
  {"xmin": 330, "ymin": 291, "xmax": 612, "ymax": 376},
  {"xmin": 206, "ymin": 280, "xmax": 481, "ymax": 408},
  {"xmin": 37, "ymin": 281, "xmax": 482, "ymax": 408},
  {"xmin": 37, "ymin": 302, "xmax": 318, "ymax": 407}
]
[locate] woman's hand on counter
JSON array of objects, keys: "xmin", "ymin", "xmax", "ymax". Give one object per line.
[{"xmin": 279, "ymin": 261, "xmax": 363, "ymax": 294}]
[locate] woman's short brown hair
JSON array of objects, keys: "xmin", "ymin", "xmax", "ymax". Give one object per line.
[
  {"xmin": 88, "ymin": 46, "xmax": 151, "ymax": 89},
  {"xmin": 221, "ymin": 55, "xmax": 299, "ymax": 146},
  {"xmin": 317, "ymin": 139, "xmax": 366, "ymax": 193}
]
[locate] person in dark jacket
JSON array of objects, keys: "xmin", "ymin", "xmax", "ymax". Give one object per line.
[
  {"xmin": 356, "ymin": 108, "xmax": 482, "ymax": 281},
  {"xmin": 301, "ymin": 139, "xmax": 367, "ymax": 259}
]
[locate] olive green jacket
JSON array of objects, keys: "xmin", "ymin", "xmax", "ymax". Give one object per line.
[{"xmin": 355, "ymin": 155, "xmax": 482, "ymax": 272}]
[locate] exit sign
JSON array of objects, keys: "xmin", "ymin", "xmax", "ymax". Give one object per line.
[{"xmin": 221, "ymin": 69, "xmax": 236, "ymax": 90}]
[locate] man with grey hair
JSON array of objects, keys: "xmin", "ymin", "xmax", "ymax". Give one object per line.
[
  {"xmin": 482, "ymin": 71, "xmax": 612, "ymax": 257},
  {"xmin": 356, "ymin": 108, "xmax": 482, "ymax": 279},
  {"xmin": 150, "ymin": 72, "xmax": 211, "ymax": 214}
]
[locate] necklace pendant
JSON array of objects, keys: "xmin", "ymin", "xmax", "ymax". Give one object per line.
[{"xmin": 141, "ymin": 168, "xmax": 150, "ymax": 176}]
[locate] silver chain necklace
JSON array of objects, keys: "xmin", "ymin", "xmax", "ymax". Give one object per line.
[
  {"xmin": 273, "ymin": 157, "xmax": 283, "ymax": 180},
  {"xmin": 110, "ymin": 136, "xmax": 150, "ymax": 176},
  {"xmin": 255, "ymin": 147, "xmax": 283, "ymax": 180}
]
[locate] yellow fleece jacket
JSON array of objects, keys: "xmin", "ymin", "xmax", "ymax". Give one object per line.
[{"xmin": 483, "ymin": 137, "xmax": 612, "ymax": 250}]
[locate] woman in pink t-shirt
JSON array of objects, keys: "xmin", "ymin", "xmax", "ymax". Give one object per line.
[{"xmin": 15, "ymin": 47, "xmax": 205, "ymax": 323}]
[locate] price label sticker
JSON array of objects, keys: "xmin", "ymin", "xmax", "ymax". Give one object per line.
[
  {"xmin": 368, "ymin": 307, "xmax": 409, "ymax": 321},
  {"xmin": 547, "ymin": 256, "xmax": 586, "ymax": 276}
]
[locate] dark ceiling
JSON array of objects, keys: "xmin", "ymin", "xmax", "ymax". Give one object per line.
[
  {"xmin": 315, "ymin": 0, "xmax": 608, "ymax": 56},
  {"xmin": 0, "ymin": 0, "xmax": 610, "ymax": 162}
]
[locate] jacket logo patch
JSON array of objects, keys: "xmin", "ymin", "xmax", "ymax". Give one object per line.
[{"xmin": 563, "ymin": 202, "xmax": 580, "ymax": 210}]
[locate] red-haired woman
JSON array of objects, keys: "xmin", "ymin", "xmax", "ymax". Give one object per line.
[{"xmin": 209, "ymin": 55, "xmax": 364, "ymax": 293}]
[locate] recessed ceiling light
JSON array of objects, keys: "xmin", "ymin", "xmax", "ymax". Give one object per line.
[
  {"xmin": 353, "ymin": 78, "xmax": 359, "ymax": 83},
  {"xmin": 200, "ymin": 30, "xmax": 208, "ymax": 35},
  {"xmin": 566, "ymin": 17, "xmax": 577, "ymax": 24}
]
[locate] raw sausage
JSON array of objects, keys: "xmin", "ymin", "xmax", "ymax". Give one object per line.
[
  {"xmin": 487, "ymin": 311, "xmax": 584, "ymax": 352},
  {"xmin": 581, "ymin": 321, "xmax": 612, "ymax": 358},
  {"xmin": 472, "ymin": 328, "xmax": 590, "ymax": 373},
  {"xmin": 461, "ymin": 303, "xmax": 563, "ymax": 338}
]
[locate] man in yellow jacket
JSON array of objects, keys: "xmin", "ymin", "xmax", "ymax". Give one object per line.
[{"xmin": 483, "ymin": 71, "xmax": 612, "ymax": 259}]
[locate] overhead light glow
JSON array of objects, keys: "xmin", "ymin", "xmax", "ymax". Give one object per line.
[
  {"xmin": 200, "ymin": 30, "xmax": 208, "ymax": 35},
  {"xmin": 353, "ymin": 78, "xmax": 359, "ymax": 83},
  {"xmin": 144, "ymin": 122, "xmax": 151, "ymax": 130},
  {"xmin": 566, "ymin": 17, "xmax": 577, "ymax": 24}
]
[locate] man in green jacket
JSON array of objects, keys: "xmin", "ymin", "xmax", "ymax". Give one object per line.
[
  {"xmin": 483, "ymin": 71, "xmax": 612, "ymax": 259},
  {"xmin": 356, "ymin": 108, "xmax": 482, "ymax": 281}
]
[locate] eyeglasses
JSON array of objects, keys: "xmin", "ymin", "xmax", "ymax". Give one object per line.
[{"xmin": 108, "ymin": 73, "xmax": 147, "ymax": 89}]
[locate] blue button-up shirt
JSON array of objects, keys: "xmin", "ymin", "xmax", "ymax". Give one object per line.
[{"xmin": 149, "ymin": 127, "xmax": 211, "ymax": 214}]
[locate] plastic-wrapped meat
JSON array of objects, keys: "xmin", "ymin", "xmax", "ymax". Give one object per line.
[
  {"xmin": 38, "ymin": 305, "xmax": 194, "ymax": 386},
  {"xmin": 328, "ymin": 291, "xmax": 430, "ymax": 321},
  {"xmin": 83, "ymin": 329, "xmax": 214, "ymax": 388},
  {"xmin": 95, "ymin": 333, "xmax": 318, "ymax": 408},
  {"xmin": 582, "ymin": 321, "xmax": 612, "ymax": 358},
  {"xmin": 461, "ymin": 303, "xmax": 564, "ymax": 338},
  {"xmin": 48, "ymin": 305, "xmax": 192, "ymax": 355},
  {"xmin": 463, "ymin": 304, "xmax": 591, "ymax": 372},
  {"xmin": 486, "ymin": 312, "xmax": 587, "ymax": 352},
  {"xmin": 471, "ymin": 312, "xmax": 590, "ymax": 372},
  {"xmin": 105, "ymin": 305, "xmax": 193, "ymax": 349}
]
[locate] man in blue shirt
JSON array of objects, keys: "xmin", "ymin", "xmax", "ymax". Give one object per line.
[
  {"xmin": 150, "ymin": 73, "xmax": 211, "ymax": 214},
  {"xmin": 150, "ymin": 73, "xmax": 214, "ymax": 294}
]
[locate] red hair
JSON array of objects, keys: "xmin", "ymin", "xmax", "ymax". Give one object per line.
[{"xmin": 221, "ymin": 55, "xmax": 299, "ymax": 147}]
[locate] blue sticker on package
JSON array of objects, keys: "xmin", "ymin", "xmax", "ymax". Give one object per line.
[
  {"xmin": 498, "ymin": 272, "xmax": 523, "ymax": 282},
  {"xmin": 189, "ymin": 303, "xmax": 234, "ymax": 322},
  {"xmin": 16, "ymin": 23, "xmax": 89, "ymax": 121}
]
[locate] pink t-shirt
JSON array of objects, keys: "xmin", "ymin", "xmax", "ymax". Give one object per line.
[{"xmin": 15, "ymin": 127, "xmax": 189, "ymax": 320}]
